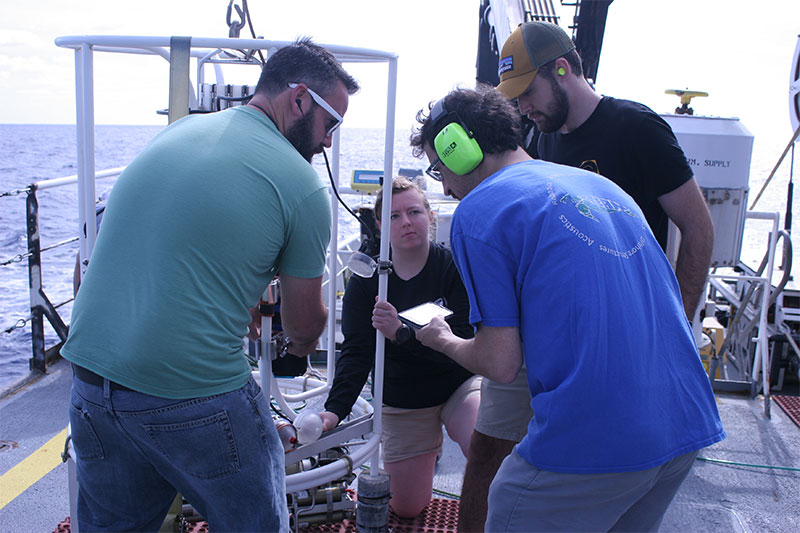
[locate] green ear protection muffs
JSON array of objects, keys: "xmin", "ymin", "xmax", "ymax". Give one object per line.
[{"xmin": 429, "ymin": 97, "xmax": 484, "ymax": 175}]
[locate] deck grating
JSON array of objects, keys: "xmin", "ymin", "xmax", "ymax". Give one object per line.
[
  {"xmin": 296, "ymin": 498, "xmax": 459, "ymax": 532},
  {"xmin": 53, "ymin": 498, "xmax": 460, "ymax": 533},
  {"xmin": 773, "ymin": 395, "xmax": 800, "ymax": 428},
  {"xmin": 53, "ymin": 516, "xmax": 69, "ymax": 533},
  {"xmin": 384, "ymin": 498, "xmax": 460, "ymax": 533}
]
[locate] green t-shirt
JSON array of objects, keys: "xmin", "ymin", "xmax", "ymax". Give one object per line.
[{"xmin": 62, "ymin": 106, "xmax": 331, "ymax": 398}]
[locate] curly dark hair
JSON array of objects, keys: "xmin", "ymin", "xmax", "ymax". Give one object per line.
[
  {"xmin": 410, "ymin": 84, "xmax": 523, "ymax": 159},
  {"xmin": 254, "ymin": 37, "xmax": 359, "ymax": 98}
]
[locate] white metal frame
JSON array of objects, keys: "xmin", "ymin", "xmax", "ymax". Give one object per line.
[
  {"xmin": 55, "ymin": 34, "xmax": 400, "ymax": 518},
  {"xmin": 707, "ymin": 210, "xmax": 781, "ymax": 416}
]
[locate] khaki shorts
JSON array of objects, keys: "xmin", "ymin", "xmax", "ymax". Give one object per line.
[
  {"xmin": 474, "ymin": 367, "xmax": 533, "ymax": 442},
  {"xmin": 381, "ymin": 376, "xmax": 481, "ymax": 463}
]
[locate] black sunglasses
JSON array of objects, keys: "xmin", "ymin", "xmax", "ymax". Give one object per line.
[{"xmin": 426, "ymin": 157, "xmax": 444, "ymax": 181}]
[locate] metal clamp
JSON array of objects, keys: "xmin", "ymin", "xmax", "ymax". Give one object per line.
[
  {"xmin": 376, "ymin": 260, "xmax": 393, "ymax": 275},
  {"xmin": 274, "ymin": 332, "xmax": 292, "ymax": 358}
]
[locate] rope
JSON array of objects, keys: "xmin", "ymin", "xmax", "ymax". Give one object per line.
[
  {"xmin": 0, "ymin": 186, "xmax": 32, "ymax": 198},
  {"xmin": 242, "ymin": 0, "xmax": 265, "ymax": 64},
  {"xmin": 2, "ymin": 236, "xmax": 79, "ymax": 266},
  {"xmin": 750, "ymin": 123, "xmax": 800, "ymax": 210},
  {"xmin": 1, "ymin": 253, "xmax": 28, "ymax": 267},
  {"xmin": 697, "ymin": 456, "xmax": 800, "ymax": 472},
  {"xmin": 778, "ymin": 323, "xmax": 800, "ymax": 361},
  {"xmin": 2, "ymin": 295, "xmax": 72, "ymax": 335},
  {"xmin": 2, "ymin": 317, "xmax": 30, "ymax": 335}
]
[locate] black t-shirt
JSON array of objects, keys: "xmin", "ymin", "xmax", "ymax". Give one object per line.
[
  {"xmin": 538, "ymin": 96, "xmax": 694, "ymax": 248},
  {"xmin": 324, "ymin": 242, "xmax": 474, "ymax": 421}
]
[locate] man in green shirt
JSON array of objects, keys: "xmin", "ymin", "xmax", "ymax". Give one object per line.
[{"xmin": 62, "ymin": 38, "xmax": 358, "ymax": 532}]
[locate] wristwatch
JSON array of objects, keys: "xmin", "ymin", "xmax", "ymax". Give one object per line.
[{"xmin": 393, "ymin": 323, "xmax": 412, "ymax": 345}]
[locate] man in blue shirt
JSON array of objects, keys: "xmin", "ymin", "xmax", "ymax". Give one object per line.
[
  {"xmin": 411, "ymin": 86, "xmax": 724, "ymax": 531},
  {"xmin": 458, "ymin": 21, "xmax": 717, "ymax": 531}
]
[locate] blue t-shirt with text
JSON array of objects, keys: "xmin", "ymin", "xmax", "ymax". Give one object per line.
[{"xmin": 451, "ymin": 159, "xmax": 724, "ymax": 473}]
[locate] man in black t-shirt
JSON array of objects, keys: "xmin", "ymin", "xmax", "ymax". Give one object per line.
[
  {"xmin": 455, "ymin": 21, "xmax": 715, "ymax": 532},
  {"xmin": 498, "ymin": 22, "xmax": 713, "ymax": 318}
]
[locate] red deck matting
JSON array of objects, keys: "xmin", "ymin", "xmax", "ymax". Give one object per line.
[
  {"xmin": 298, "ymin": 498, "xmax": 459, "ymax": 532},
  {"xmin": 773, "ymin": 395, "xmax": 800, "ymax": 428},
  {"xmin": 54, "ymin": 516, "xmax": 70, "ymax": 533},
  {"xmin": 54, "ymin": 498, "xmax": 460, "ymax": 533}
]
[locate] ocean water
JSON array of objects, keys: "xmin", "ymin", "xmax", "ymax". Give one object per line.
[
  {"xmin": 0, "ymin": 124, "xmax": 426, "ymax": 389},
  {"xmin": 0, "ymin": 122, "xmax": 797, "ymax": 390}
]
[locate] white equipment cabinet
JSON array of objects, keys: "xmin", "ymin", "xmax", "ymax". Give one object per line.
[{"xmin": 662, "ymin": 114, "xmax": 754, "ymax": 267}]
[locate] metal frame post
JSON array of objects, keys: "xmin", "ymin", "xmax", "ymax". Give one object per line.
[
  {"xmin": 75, "ymin": 43, "xmax": 97, "ymax": 282},
  {"xmin": 25, "ymin": 189, "xmax": 69, "ymax": 373},
  {"xmin": 368, "ymin": 55, "xmax": 399, "ymax": 472},
  {"xmin": 168, "ymin": 37, "xmax": 192, "ymax": 124}
]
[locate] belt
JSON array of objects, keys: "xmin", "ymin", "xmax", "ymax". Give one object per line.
[{"xmin": 72, "ymin": 364, "xmax": 133, "ymax": 392}]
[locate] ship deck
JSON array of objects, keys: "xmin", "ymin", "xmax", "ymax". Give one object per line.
[{"xmin": 1, "ymin": 358, "xmax": 798, "ymax": 532}]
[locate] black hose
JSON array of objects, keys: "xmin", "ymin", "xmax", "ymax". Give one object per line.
[{"xmin": 321, "ymin": 149, "xmax": 378, "ymax": 243}]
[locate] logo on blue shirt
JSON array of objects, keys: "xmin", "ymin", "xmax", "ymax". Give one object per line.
[{"xmin": 559, "ymin": 193, "xmax": 639, "ymax": 222}]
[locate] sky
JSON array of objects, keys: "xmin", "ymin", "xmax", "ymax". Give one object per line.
[{"xmin": 0, "ymin": 0, "xmax": 798, "ymax": 149}]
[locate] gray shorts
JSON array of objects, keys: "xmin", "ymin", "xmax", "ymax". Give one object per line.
[
  {"xmin": 474, "ymin": 367, "xmax": 533, "ymax": 442},
  {"xmin": 486, "ymin": 447, "xmax": 699, "ymax": 532}
]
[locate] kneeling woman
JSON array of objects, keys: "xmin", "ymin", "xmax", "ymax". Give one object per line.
[{"xmin": 320, "ymin": 177, "xmax": 479, "ymax": 518}]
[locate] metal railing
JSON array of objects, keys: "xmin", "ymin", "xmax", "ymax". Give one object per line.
[
  {"xmin": 706, "ymin": 212, "xmax": 798, "ymax": 418},
  {"xmin": 1, "ymin": 168, "xmax": 125, "ymax": 373}
]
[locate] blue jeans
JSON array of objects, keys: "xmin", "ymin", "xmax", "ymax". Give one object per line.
[{"xmin": 69, "ymin": 373, "xmax": 288, "ymax": 532}]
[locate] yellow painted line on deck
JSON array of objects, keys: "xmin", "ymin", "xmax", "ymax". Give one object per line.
[{"xmin": 0, "ymin": 426, "xmax": 69, "ymax": 510}]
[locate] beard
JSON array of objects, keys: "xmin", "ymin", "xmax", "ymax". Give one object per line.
[
  {"xmin": 285, "ymin": 111, "xmax": 321, "ymax": 162},
  {"xmin": 535, "ymin": 75, "xmax": 570, "ymax": 134}
]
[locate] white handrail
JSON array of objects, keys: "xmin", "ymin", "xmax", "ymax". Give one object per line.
[
  {"xmin": 54, "ymin": 35, "xmax": 397, "ymax": 62},
  {"xmin": 34, "ymin": 167, "xmax": 126, "ymax": 190},
  {"xmin": 745, "ymin": 211, "xmax": 780, "ymax": 414},
  {"xmin": 706, "ymin": 210, "xmax": 781, "ymax": 417}
]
